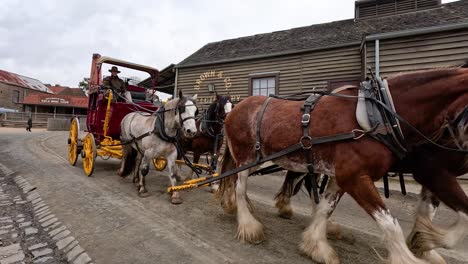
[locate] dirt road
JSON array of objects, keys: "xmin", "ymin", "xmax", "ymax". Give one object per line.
[{"xmin": 0, "ymin": 128, "xmax": 466, "ymax": 264}]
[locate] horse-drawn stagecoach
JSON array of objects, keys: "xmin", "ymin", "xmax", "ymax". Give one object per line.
[
  {"xmin": 67, "ymin": 53, "xmax": 230, "ymax": 199},
  {"xmin": 67, "ymin": 54, "xmax": 161, "ymax": 176}
]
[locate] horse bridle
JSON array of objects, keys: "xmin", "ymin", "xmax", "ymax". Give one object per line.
[
  {"xmin": 200, "ymin": 97, "xmax": 230, "ymax": 137},
  {"xmin": 177, "ymin": 98, "xmax": 198, "ymax": 126}
]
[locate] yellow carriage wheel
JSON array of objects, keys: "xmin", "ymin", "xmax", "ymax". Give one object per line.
[
  {"xmin": 67, "ymin": 117, "xmax": 79, "ymax": 166},
  {"xmin": 153, "ymin": 157, "xmax": 167, "ymax": 171},
  {"xmin": 82, "ymin": 133, "xmax": 96, "ymax": 177}
]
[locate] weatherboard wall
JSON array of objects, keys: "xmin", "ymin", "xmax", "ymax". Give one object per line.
[
  {"xmin": 177, "ymin": 28, "xmax": 468, "ymax": 110},
  {"xmin": 366, "ymin": 28, "xmax": 468, "ymax": 78},
  {"xmin": 176, "ymin": 45, "xmax": 362, "ymax": 109}
]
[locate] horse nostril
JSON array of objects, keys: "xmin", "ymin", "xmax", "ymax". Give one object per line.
[{"xmin": 187, "ymin": 129, "xmax": 192, "ymax": 133}]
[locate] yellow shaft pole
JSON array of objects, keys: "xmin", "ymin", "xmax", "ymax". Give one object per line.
[
  {"xmin": 98, "ymin": 148, "xmax": 122, "ymax": 158},
  {"xmin": 103, "ymin": 90, "xmax": 113, "ymax": 137}
]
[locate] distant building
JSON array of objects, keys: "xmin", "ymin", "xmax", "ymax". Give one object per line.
[
  {"xmin": 22, "ymin": 85, "xmax": 88, "ymax": 115},
  {"xmin": 0, "ymin": 69, "xmax": 88, "ymax": 115},
  {"xmin": 0, "ymin": 69, "xmax": 52, "ymax": 112}
]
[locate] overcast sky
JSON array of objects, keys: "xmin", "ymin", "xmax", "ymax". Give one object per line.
[{"xmin": 0, "ymin": 0, "xmax": 459, "ymax": 88}]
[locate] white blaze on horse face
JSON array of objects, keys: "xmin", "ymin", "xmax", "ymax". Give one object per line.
[
  {"xmin": 180, "ymin": 101, "xmax": 197, "ymax": 135},
  {"xmin": 224, "ymin": 101, "xmax": 232, "ymax": 114}
]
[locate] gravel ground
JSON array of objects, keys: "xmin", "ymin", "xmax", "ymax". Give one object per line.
[{"xmin": 0, "ymin": 128, "xmax": 466, "ymax": 264}]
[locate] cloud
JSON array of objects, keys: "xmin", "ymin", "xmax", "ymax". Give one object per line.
[{"xmin": 0, "ymin": 0, "xmax": 458, "ymax": 89}]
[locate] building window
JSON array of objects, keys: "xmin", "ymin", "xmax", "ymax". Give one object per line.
[
  {"xmin": 249, "ymin": 73, "xmax": 278, "ymax": 96},
  {"xmin": 12, "ymin": 90, "xmax": 20, "ymax": 103}
]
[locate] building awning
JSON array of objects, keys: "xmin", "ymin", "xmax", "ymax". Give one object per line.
[
  {"xmin": 139, "ymin": 64, "xmax": 175, "ymax": 95},
  {"xmin": 22, "ymin": 93, "xmax": 88, "ymax": 108}
]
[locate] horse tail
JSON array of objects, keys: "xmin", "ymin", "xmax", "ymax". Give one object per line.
[
  {"xmin": 120, "ymin": 146, "xmax": 137, "ymax": 178},
  {"xmin": 119, "ymin": 113, "xmax": 138, "ymax": 178},
  {"xmin": 215, "ymin": 142, "xmax": 238, "ymax": 214},
  {"xmin": 274, "ymin": 171, "xmax": 306, "ymax": 201}
]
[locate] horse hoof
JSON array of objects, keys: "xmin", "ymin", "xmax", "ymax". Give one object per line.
[
  {"xmin": 327, "ymin": 221, "xmax": 343, "ymax": 240},
  {"xmin": 138, "ymin": 191, "xmax": 150, "ymax": 198},
  {"xmin": 209, "ymin": 183, "xmax": 219, "ymax": 193},
  {"xmin": 171, "ymin": 196, "xmax": 183, "ymax": 204},
  {"xmin": 278, "ymin": 210, "xmax": 293, "ymax": 219}
]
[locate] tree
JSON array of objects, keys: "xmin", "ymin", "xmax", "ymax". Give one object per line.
[{"xmin": 79, "ymin": 77, "xmax": 90, "ymax": 93}]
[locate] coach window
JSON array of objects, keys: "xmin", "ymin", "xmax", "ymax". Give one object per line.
[
  {"xmin": 12, "ymin": 90, "xmax": 20, "ymax": 103},
  {"xmin": 249, "ymin": 73, "xmax": 279, "ymax": 96}
]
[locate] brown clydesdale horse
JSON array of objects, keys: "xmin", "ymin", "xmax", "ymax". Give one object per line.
[
  {"xmin": 177, "ymin": 94, "xmax": 232, "ymax": 180},
  {"xmin": 216, "ymin": 65, "xmax": 468, "ymax": 264}
]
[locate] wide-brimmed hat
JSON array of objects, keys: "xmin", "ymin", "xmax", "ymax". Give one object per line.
[{"xmin": 109, "ymin": 66, "xmax": 120, "ymax": 73}]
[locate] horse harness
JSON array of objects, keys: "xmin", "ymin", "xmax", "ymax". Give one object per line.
[
  {"xmin": 122, "ymin": 98, "xmax": 198, "ymax": 155},
  {"xmin": 254, "ymin": 94, "xmax": 366, "ymax": 204},
  {"xmin": 254, "ymin": 78, "xmax": 468, "ymax": 203},
  {"xmin": 197, "ymin": 101, "xmax": 227, "ymax": 171},
  {"xmin": 446, "ymin": 106, "xmax": 468, "ymax": 150}
]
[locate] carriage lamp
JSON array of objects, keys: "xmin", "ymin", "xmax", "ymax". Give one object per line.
[
  {"xmin": 153, "ymin": 157, "xmax": 168, "ymax": 171},
  {"xmin": 208, "ymin": 83, "xmax": 215, "ymax": 93}
]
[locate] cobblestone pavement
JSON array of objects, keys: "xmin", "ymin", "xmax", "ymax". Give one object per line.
[{"xmin": 0, "ymin": 164, "xmax": 92, "ymax": 264}]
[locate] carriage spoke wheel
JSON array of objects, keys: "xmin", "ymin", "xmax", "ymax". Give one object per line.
[
  {"xmin": 67, "ymin": 117, "xmax": 79, "ymax": 166},
  {"xmin": 82, "ymin": 133, "xmax": 96, "ymax": 177}
]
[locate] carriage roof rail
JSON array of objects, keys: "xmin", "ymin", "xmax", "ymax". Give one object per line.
[{"xmin": 94, "ymin": 54, "xmax": 159, "ymax": 76}]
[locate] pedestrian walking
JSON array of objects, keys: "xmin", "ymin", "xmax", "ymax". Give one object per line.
[{"xmin": 26, "ymin": 117, "xmax": 32, "ymax": 132}]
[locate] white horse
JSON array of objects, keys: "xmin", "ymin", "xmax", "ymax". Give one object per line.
[{"xmin": 118, "ymin": 91, "xmax": 198, "ymax": 204}]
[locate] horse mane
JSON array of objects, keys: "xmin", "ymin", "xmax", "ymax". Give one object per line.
[
  {"xmin": 207, "ymin": 100, "xmax": 217, "ymax": 113},
  {"xmin": 389, "ymin": 66, "xmax": 462, "ymax": 86},
  {"xmin": 165, "ymin": 97, "xmax": 180, "ymax": 111},
  {"xmin": 461, "ymin": 60, "xmax": 468, "ymax": 68}
]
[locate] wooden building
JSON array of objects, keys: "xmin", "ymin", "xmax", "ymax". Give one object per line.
[{"xmin": 174, "ymin": 0, "xmax": 468, "ymax": 108}]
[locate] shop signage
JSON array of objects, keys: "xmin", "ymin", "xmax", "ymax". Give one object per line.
[{"xmin": 41, "ymin": 98, "xmax": 70, "ymax": 104}]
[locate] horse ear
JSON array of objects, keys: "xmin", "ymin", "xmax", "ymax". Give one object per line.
[
  {"xmin": 178, "ymin": 90, "xmax": 183, "ymax": 99},
  {"xmin": 216, "ymin": 93, "xmax": 221, "ymax": 100},
  {"xmin": 192, "ymin": 94, "xmax": 198, "ymax": 100}
]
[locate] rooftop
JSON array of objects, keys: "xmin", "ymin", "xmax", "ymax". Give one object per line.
[
  {"xmin": 0, "ymin": 69, "xmax": 52, "ymax": 93},
  {"xmin": 46, "ymin": 85, "xmax": 86, "ymax": 96},
  {"xmin": 177, "ymin": 0, "xmax": 468, "ymax": 68}
]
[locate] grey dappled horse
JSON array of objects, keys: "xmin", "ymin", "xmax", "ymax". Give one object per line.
[{"xmin": 119, "ymin": 91, "xmax": 198, "ymax": 204}]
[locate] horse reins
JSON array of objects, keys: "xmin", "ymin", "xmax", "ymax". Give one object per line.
[{"xmin": 313, "ymin": 90, "xmax": 468, "ymax": 154}]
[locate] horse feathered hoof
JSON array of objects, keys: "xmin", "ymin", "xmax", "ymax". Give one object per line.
[
  {"xmin": 171, "ymin": 196, "xmax": 183, "ymax": 204},
  {"xmin": 138, "ymin": 189, "xmax": 150, "ymax": 198},
  {"xmin": 209, "ymin": 183, "xmax": 219, "ymax": 193},
  {"xmin": 139, "ymin": 192, "xmax": 150, "ymax": 198},
  {"xmin": 171, "ymin": 192, "xmax": 183, "ymax": 204},
  {"xmin": 327, "ymin": 221, "xmax": 343, "ymax": 240},
  {"xmin": 236, "ymin": 219, "xmax": 265, "ymax": 244}
]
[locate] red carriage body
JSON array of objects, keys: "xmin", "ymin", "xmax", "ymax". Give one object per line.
[
  {"xmin": 67, "ymin": 53, "xmax": 163, "ymax": 176},
  {"xmin": 86, "ymin": 54, "xmax": 159, "ymax": 142}
]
